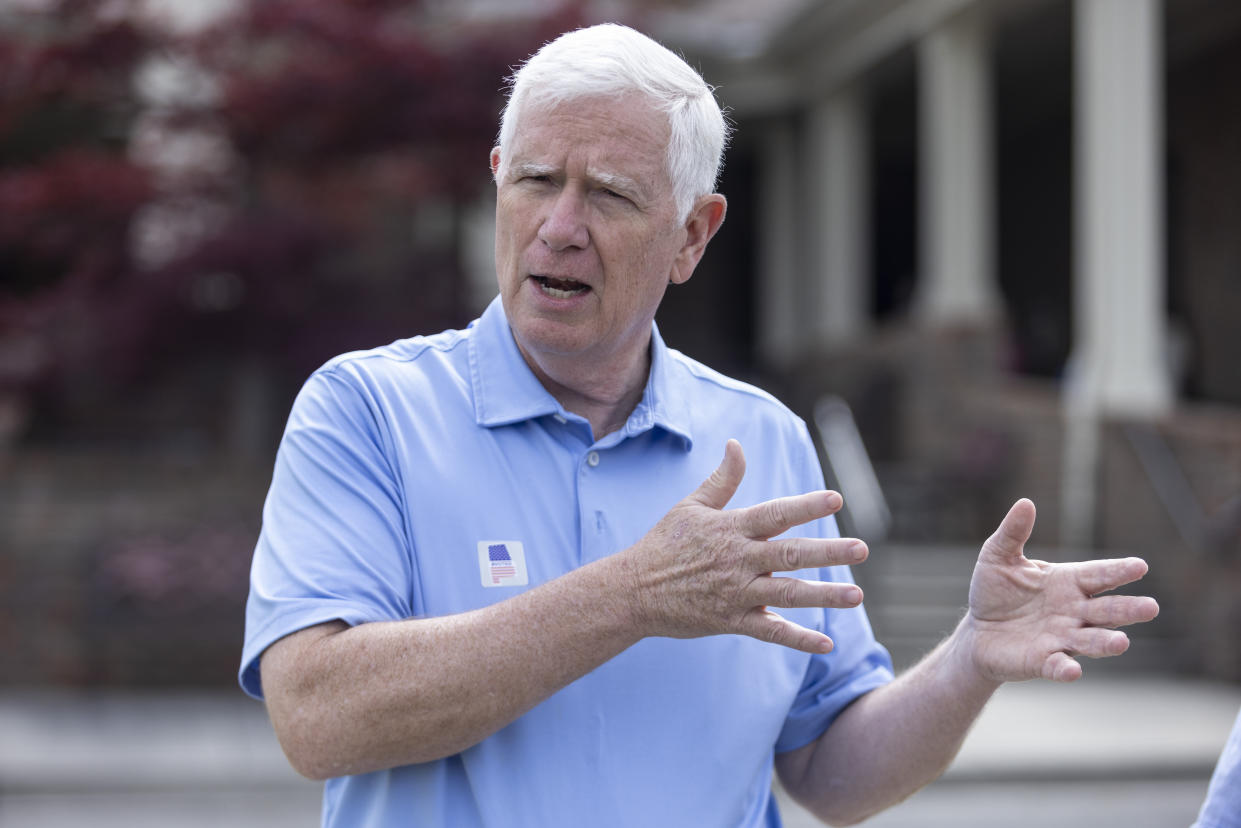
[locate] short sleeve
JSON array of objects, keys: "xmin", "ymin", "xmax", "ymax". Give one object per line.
[
  {"xmin": 774, "ymin": 420, "xmax": 895, "ymax": 753},
  {"xmin": 774, "ymin": 582, "xmax": 894, "ymax": 753},
  {"xmin": 239, "ymin": 368, "xmax": 414, "ymax": 699},
  {"xmin": 1194, "ymin": 707, "xmax": 1241, "ymax": 828}
]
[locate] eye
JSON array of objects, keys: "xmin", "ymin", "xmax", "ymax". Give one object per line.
[
  {"xmin": 598, "ymin": 187, "xmax": 632, "ymax": 204},
  {"xmin": 514, "ymin": 171, "xmax": 553, "ymax": 187}
]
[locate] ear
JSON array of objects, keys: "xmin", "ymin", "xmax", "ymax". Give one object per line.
[
  {"xmin": 669, "ymin": 194, "xmax": 727, "ymax": 285},
  {"xmin": 489, "ymin": 147, "xmax": 502, "ymax": 179}
]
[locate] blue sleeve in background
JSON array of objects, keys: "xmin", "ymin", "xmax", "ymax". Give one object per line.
[{"xmin": 1194, "ymin": 706, "xmax": 1241, "ymax": 828}]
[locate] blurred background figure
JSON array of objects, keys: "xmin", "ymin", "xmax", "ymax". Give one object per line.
[
  {"xmin": 1194, "ymin": 705, "xmax": 1241, "ymax": 828},
  {"xmin": 1, "ymin": 0, "xmax": 1238, "ymax": 826}
]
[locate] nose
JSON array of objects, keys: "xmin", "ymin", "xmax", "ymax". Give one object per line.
[{"xmin": 537, "ymin": 187, "xmax": 590, "ymax": 251}]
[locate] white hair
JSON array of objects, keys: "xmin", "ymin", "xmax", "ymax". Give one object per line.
[{"xmin": 496, "ymin": 23, "xmax": 729, "ymax": 222}]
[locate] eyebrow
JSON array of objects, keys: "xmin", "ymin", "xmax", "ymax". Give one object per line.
[
  {"xmin": 590, "ymin": 169, "xmax": 646, "ymax": 201},
  {"xmin": 507, "ymin": 160, "xmax": 648, "ymax": 203},
  {"xmin": 508, "ymin": 161, "xmax": 557, "ymax": 180}
]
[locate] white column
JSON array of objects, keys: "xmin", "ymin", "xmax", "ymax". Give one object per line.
[
  {"xmin": 460, "ymin": 189, "xmax": 499, "ymax": 316},
  {"xmin": 1062, "ymin": 0, "xmax": 1169, "ymax": 548},
  {"xmin": 804, "ymin": 84, "xmax": 871, "ymax": 350},
  {"xmin": 1069, "ymin": 0, "xmax": 1171, "ymax": 417},
  {"xmin": 756, "ymin": 119, "xmax": 802, "ymax": 367},
  {"xmin": 915, "ymin": 5, "xmax": 1000, "ymax": 326}
]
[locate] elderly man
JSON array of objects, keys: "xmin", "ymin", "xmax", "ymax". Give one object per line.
[{"xmin": 241, "ymin": 23, "xmax": 1159, "ymax": 827}]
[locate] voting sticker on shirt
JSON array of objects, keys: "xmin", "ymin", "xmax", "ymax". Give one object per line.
[{"xmin": 478, "ymin": 541, "xmax": 529, "ymax": 587}]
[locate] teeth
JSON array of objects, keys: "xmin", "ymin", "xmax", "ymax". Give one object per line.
[
  {"xmin": 534, "ymin": 276, "xmax": 587, "ymax": 299},
  {"xmin": 542, "ymin": 284, "xmax": 579, "ymax": 299}
]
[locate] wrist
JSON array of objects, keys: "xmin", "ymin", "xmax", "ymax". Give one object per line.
[
  {"xmin": 945, "ymin": 613, "xmax": 1004, "ymax": 695},
  {"xmin": 579, "ymin": 551, "xmax": 652, "ymax": 643}
]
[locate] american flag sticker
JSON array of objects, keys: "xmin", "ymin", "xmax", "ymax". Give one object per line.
[{"xmin": 477, "ymin": 541, "xmax": 528, "ymax": 587}]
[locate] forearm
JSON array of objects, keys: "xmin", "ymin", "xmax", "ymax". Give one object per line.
[
  {"xmin": 260, "ymin": 443, "xmax": 871, "ymax": 781},
  {"xmin": 262, "ymin": 554, "xmax": 641, "ymax": 779},
  {"xmin": 778, "ymin": 616, "xmax": 999, "ymax": 826}
]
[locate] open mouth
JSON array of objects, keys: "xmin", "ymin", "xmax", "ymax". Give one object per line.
[{"xmin": 532, "ymin": 275, "xmax": 590, "ymax": 300}]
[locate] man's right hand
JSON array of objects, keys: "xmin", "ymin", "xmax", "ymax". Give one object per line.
[
  {"xmin": 262, "ymin": 439, "xmax": 868, "ymax": 777},
  {"xmin": 617, "ymin": 439, "xmax": 869, "ymax": 654}
]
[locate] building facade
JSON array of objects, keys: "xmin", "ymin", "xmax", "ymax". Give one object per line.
[{"xmin": 642, "ymin": 0, "xmax": 1241, "ymax": 675}]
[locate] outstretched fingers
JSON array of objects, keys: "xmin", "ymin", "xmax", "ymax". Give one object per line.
[
  {"xmin": 689, "ymin": 439, "xmax": 747, "ymax": 511},
  {"xmin": 736, "ymin": 491, "xmax": 844, "ymax": 541},
  {"xmin": 1040, "ymin": 627, "xmax": 1131, "ymax": 683},
  {"xmin": 752, "ymin": 536, "xmax": 868, "ymax": 575},
  {"xmin": 979, "ymin": 498, "xmax": 1038, "ymax": 562},
  {"xmin": 1037, "ymin": 592, "xmax": 1154, "ymax": 682},
  {"xmin": 735, "ymin": 607, "xmax": 836, "ymax": 654},
  {"xmin": 747, "ymin": 574, "xmax": 864, "ymax": 610},
  {"xmin": 1081, "ymin": 593, "xmax": 1161, "ymax": 629},
  {"xmin": 1042, "ymin": 651, "xmax": 1084, "ymax": 683},
  {"xmin": 686, "ymin": 440, "xmax": 847, "ymax": 546},
  {"xmin": 1064, "ymin": 625, "xmax": 1132, "ymax": 659},
  {"xmin": 1074, "ymin": 556, "xmax": 1153, "ymax": 596}
]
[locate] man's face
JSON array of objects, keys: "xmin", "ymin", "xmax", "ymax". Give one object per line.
[{"xmin": 491, "ymin": 94, "xmax": 689, "ymax": 374}]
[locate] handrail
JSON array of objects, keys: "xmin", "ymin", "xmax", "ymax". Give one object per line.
[
  {"xmin": 813, "ymin": 394, "xmax": 892, "ymax": 543},
  {"xmin": 1121, "ymin": 421, "xmax": 1232, "ymax": 556}
]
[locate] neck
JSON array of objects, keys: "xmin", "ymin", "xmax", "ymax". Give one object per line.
[{"xmin": 518, "ymin": 341, "xmax": 651, "ymax": 440}]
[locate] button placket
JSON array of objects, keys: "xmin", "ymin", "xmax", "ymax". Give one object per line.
[{"xmin": 579, "ymin": 449, "xmax": 611, "ymax": 562}]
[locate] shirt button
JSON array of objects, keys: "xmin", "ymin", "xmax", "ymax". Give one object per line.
[{"xmin": 587, "ymin": 451, "xmax": 600, "ymax": 467}]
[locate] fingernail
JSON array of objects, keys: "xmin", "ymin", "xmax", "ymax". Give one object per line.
[
  {"xmin": 850, "ymin": 542, "xmax": 868, "ymax": 562},
  {"xmin": 845, "ymin": 587, "xmax": 862, "ymax": 604}
]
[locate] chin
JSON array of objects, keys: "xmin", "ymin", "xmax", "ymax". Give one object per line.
[{"xmin": 512, "ymin": 315, "xmax": 594, "ymax": 357}]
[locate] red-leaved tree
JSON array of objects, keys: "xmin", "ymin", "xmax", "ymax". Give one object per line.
[
  {"xmin": 0, "ymin": 0, "xmax": 583, "ymax": 445},
  {"xmin": 0, "ymin": 1, "xmax": 159, "ymax": 426}
]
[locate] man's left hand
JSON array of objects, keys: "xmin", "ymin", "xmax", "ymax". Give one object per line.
[{"xmin": 963, "ymin": 498, "xmax": 1160, "ymax": 683}]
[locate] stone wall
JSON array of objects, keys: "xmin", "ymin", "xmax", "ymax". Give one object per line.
[{"xmin": 2, "ymin": 449, "xmax": 268, "ymax": 686}]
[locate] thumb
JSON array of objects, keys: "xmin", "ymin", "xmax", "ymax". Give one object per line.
[
  {"xmin": 689, "ymin": 439, "xmax": 746, "ymax": 510},
  {"xmin": 980, "ymin": 498, "xmax": 1037, "ymax": 561}
]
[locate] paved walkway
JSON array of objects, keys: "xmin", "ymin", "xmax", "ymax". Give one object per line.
[
  {"xmin": 2, "ymin": 674, "xmax": 1238, "ymax": 826},
  {"xmin": 782, "ymin": 674, "xmax": 1241, "ymax": 828},
  {"xmin": 0, "ymin": 689, "xmax": 320, "ymax": 828}
]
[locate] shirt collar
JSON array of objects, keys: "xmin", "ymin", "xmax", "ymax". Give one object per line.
[
  {"xmin": 468, "ymin": 296, "xmax": 693, "ymax": 449},
  {"xmin": 469, "ymin": 297, "xmax": 561, "ymax": 427},
  {"xmin": 625, "ymin": 320, "xmax": 693, "ymax": 449}
]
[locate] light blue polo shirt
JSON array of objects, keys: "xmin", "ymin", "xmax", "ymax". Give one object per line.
[{"xmin": 241, "ymin": 296, "xmax": 893, "ymax": 828}]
